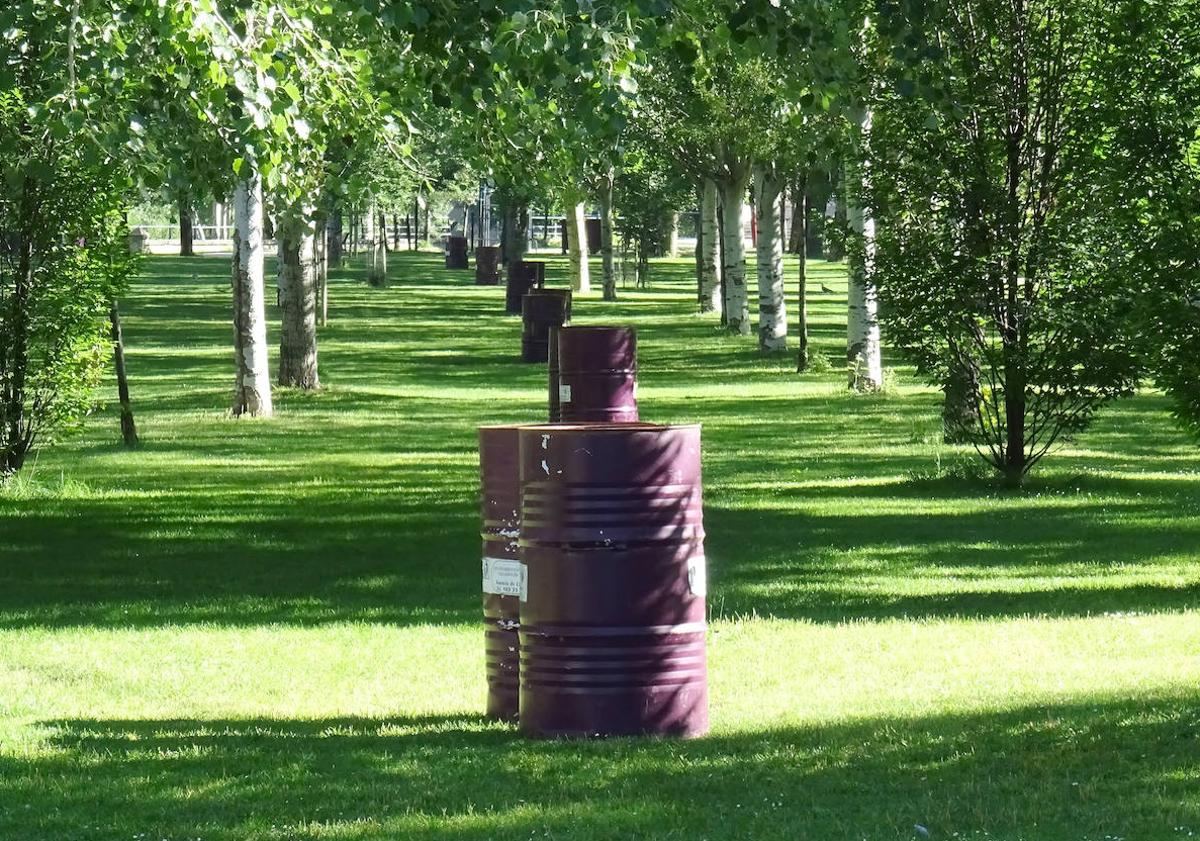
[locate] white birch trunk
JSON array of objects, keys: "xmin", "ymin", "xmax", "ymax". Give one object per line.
[
  {"xmin": 277, "ymin": 207, "xmax": 320, "ymax": 388},
  {"xmin": 699, "ymin": 179, "xmax": 721, "ymax": 313},
  {"xmin": 719, "ymin": 177, "xmax": 750, "ymax": 334},
  {"xmin": 231, "ymin": 173, "xmax": 272, "ymax": 417},
  {"xmin": 566, "ymin": 195, "xmax": 590, "ymax": 293},
  {"xmin": 846, "ymin": 109, "xmax": 883, "ymax": 391},
  {"xmin": 753, "ymin": 166, "xmax": 787, "ymax": 352}
]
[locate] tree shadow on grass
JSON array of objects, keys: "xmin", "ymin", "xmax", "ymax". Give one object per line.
[{"xmin": 3, "ymin": 693, "xmax": 1196, "ymax": 840}]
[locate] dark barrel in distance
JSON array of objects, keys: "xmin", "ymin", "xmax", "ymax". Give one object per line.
[
  {"xmin": 557, "ymin": 326, "xmax": 639, "ymax": 422},
  {"xmin": 475, "ymin": 246, "xmax": 501, "ymax": 285},
  {"xmin": 521, "ymin": 289, "xmax": 572, "ymax": 364},
  {"xmin": 445, "ymin": 235, "xmax": 469, "ymax": 269},
  {"xmin": 478, "ymin": 425, "xmax": 523, "ymax": 721},
  {"xmin": 505, "ymin": 260, "xmax": 545, "ymax": 315},
  {"xmin": 517, "ymin": 423, "xmax": 708, "ymax": 738}
]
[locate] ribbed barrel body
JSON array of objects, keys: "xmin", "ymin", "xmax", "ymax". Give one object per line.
[
  {"xmin": 557, "ymin": 326, "xmax": 639, "ymax": 422},
  {"xmin": 521, "ymin": 289, "xmax": 571, "ymax": 363},
  {"xmin": 445, "ymin": 236, "xmax": 469, "ymax": 269},
  {"xmin": 517, "ymin": 423, "xmax": 708, "ymax": 738},
  {"xmin": 478, "ymin": 425, "xmax": 522, "ymax": 720},
  {"xmin": 505, "ymin": 261, "xmax": 545, "ymax": 315},
  {"xmin": 475, "ymin": 246, "xmax": 501, "ymax": 285}
]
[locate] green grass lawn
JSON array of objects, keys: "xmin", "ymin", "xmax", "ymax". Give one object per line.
[{"xmin": 1, "ymin": 250, "xmax": 1198, "ymax": 840}]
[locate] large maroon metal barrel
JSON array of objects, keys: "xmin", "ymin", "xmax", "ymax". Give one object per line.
[
  {"xmin": 445, "ymin": 235, "xmax": 469, "ymax": 269},
  {"xmin": 475, "ymin": 246, "xmax": 501, "ymax": 285},
  {"xmin": 521, "ymin": 289, "xmax": 571, "ymax": 363},
  {"xmin": 478, "ymin": 425, "xmax": 523, "ymax": 721},
  {"xmin": 556, "ymin": 326, "xmax": 639, "ymax": 422},
  {"xmin": 517, "ymin": 423, "xmax": 708, "ymax": 738},
  {"xmin": 505, "ymin": 261, "xmax": 545, "ymax": 314}
]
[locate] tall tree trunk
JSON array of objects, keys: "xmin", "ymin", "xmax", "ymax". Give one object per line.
[
  {"xmin": 566, "ymin": 191, "xmax": 590, "ymax": 293},
  {"xmin": 108, "ymin": 300, "xmax": 138, "ymax": 446},
  {"xmin": 178, "ymin": 193, "xmax": 195, "ymax": 257},
  {"xmin": 328, "ymin": 208, "xmax": 343, "ymax": 267},
  {"xmin": 367, "ymin": 205, "xmax": 387, "ymax": 285},
  {"xmin": 231, "ymin": 173, "xmax": 273, "ymax": 417},
  {"xmin": 665, "ymin": 210, "xmax": 679, "ymax": 258},
  {"xmin": 795, "ymin": 176, "xmax": 810, "ymax": 372},
  {"xmin": 598, "ymin": 171, "xmax": 617, "ymax": 301},
  {"xmin": 719, "ymin": 175, "xmax": 750, "ymax": 334},
  {"xmin": 846, "ymin": 112, "xmax": 883, "ymax": 392},
  {"xmin": 277, "ymin": 207, "xmax": 320, "ymax": 389},
  {"xmin": 753, "ymin": 166, "xmax": 786, "ymax": 352},
  {"xmin": 699, "ymin": 179, "xmax": 722, "ymax": 314}
]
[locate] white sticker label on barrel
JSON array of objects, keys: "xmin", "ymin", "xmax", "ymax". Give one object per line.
[
  {"xmin": 519, "ymin": 563, "xmax": 529, "ymax": 602},
  {"xmin": 559, "ymin": 384, "xmax": 571, "ymax": 403},
  {"xmin": 482, "ymin": 557, "xmax": 523, "ymax": 597},
  {"xmin": 687, "ymin": 556, "xmax": 707, "ymax": 598}
]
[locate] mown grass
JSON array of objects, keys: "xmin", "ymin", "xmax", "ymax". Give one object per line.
[{"xmin": 1, "ymin": 250, "xmax": 1198, "ymax": 840}]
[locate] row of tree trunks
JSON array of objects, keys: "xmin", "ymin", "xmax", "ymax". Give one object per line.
[{"xmin": 231, "ymin": 173, "xmax": 273, "ymax": 417}]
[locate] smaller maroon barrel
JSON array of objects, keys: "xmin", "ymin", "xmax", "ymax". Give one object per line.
[
  {"xmin": 505, "ymin": 261, "xmax": 545, "ymax": 315},
  {"xmin": 445, "ymin": 236, "xmax": 469, "ymax": 269},
  {"xmin": 517, "ymin": 423, "xmax": 708, "ymax": 738},
  {"xmin": 478, "ymin": 425, "xmax": 523, "ymax": 721},
  {"xmin": 557, "ymin": 326, "xmax": 639, "ymax": 422},
  {"xmin": 475, "ymin": 246, "xmax": 501, "ymax": 286},
  {"xmin": 521, "ymin": 289, "xmax": 571, "ymax": 363}
]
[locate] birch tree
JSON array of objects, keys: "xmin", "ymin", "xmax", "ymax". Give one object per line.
[
  {"xmin": 231, "ymin": 173, "xmax": 273, "ymax": 416},
  {"xmin": 753, "ymin": 165, "xmax": 786, "ymax": 351},
  {"xmin": 698, "ymin": 179, "xmax": 722, "ymax": 313},
  {"xmin": 276, "ymin": 206, "xmax": 319, "ymax": 389},
  {"xmin": 564, "ymin": 190, "xmax": 590, "ymax": 293}
]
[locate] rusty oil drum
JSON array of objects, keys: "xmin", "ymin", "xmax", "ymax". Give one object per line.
[
  {"xmin": 505, "ymin": 260, "xmax": 545, "ymax": 315},
  {"xmin": 521, "ymin": 289, "xmax": 572, "ymax": 363},
  {"xmin": 517, "ymin": 423, "xmax": 708, "ymax": 738},
  {"xmin": 556, "ymin": 326, "xmax": 639, "ymax": 422},
  {"xmin": 475, "ymin": 246, "xmax": 501, "ymax": 285},
  {"xmin": 445, "ymin": 235, "xmax": 469, "ymax": 269},
  {"xmin": 478, "ymin": 425, "xmax": 523, "ymax": 720}
]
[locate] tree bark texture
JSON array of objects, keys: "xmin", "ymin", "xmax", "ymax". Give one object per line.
[
  {"xmin": 845, "ymin": 113, "xmax": 884, "ymax": 392},
  {"xmin": 565, "ymin": 193, "xmax": 590, "ymax": 293},
  {"xmin": 179, "ymin": 193, "xmax": 195, "ymax": 257},
  {"xmin": 795, "ymin": 178, "xmax": 810, "ymax": 372},
  {"xmin": 277, "ymin": 208, "xmax": 320, "ymax": 389},
  {"xmin": 231, "ymin": 173, "xmax": 273, "ymax": 417},
  {"xmin": 719, "ymin": 176, "xmax": 750, "ymax": 334},
  {"xmin": 699, "ymin": 179, "xmax": 722, "ymax": 314},
  {"xmin": 753, "ymin": 166, "xmax": 787, "ymax": 352}
]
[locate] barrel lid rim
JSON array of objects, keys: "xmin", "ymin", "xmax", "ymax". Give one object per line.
[{"xmin": 559, "ymin": 325, "xmax": 636, "ymax": 333}]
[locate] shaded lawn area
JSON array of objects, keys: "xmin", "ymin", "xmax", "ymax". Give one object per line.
[{"xmin": 0, "ymin": 251, "xmax": 1198, "ymax": 840}]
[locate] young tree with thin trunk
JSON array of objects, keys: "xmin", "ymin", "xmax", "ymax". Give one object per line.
[{"xmin": 108, "ymin": 300, "xmax": 138, "ymax": 447}]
